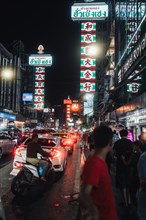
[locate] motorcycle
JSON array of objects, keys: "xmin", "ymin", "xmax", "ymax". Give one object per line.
[{"xmin": 11, "ymin": 156, "xmax": 55, "ymax": 199}]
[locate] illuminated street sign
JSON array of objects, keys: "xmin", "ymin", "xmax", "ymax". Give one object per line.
[
  {"xmin": 80, "ymin": 70, "xmax": 96, "ymax": 80},
  {"xmin": 71, "ymin": 3, "xmax": 108, "ymax": 21},
  {"xmin": 81, "ymin": 58, "xmax": 96, "ymax": 68},
  {"xmin": 81, "ymin": 34, "xmax": 96, "ymax": 43},
  {"xmin": 81, "ymin": 22, "xmax": 96, "ymax": 32},
  {"xmin": 80, "ymin": 82, "xmax": 96, "ymax": 92},
  {"xmin": 29, "ymin": 55, "xmax": 52, "ymax": 66}
]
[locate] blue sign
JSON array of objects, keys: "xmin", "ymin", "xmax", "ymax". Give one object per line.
[
  {"xmin": 22, "ymin": 93, "xmax": 33, "ymax": 102},
  {"xmin": 0, "ymin": 112, "xmax": 16, "ymax": 120}
]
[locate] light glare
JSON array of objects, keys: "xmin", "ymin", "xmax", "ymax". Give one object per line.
[{"xmin": 1, "ymin": 68, "xmax": 13, "ymax": 79}]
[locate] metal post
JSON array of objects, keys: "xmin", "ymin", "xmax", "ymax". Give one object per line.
[
  {"xmin": 15, "ymin": 57, "xmax": 21, "ymax": 112},
  {"xmin": 12, "ymin": 56, "xmax": 16, "ymax": 110},
  {"xmin": 3, "ymin": 58, "xmax": 8, "ymax": 107}
]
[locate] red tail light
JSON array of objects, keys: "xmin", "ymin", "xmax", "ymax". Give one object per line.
[
  {"xmin": 62, "ymin": 139, "xmax": 73, "ymax": 146},
  {"xmin": 15, "ymin": 146, "xmax": 24, "ymax": 156},
  {"xmin": 13, "ymin": 161, "xmax": 23, "ymax": 168}
]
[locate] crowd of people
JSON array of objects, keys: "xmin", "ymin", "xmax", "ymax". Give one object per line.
[{"xmin": 79, "ymin": 125, "xmax": 146, "ymax": 220}]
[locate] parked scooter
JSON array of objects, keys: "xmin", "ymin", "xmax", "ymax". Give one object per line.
[{"xmin": 11, "ymin": 157, "xmax": 55, "ymax": 198}]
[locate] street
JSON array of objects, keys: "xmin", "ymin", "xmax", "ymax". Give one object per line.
[{"xmin": 0, "ymin": 142, "xmax": 82, "ymax": 220}]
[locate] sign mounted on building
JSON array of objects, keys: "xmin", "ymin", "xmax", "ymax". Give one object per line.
[
  {"xmin": 81, "ymin": 22, "xmax": 96, "ymax": 32},
  {"xmin": 80, "ymin": 82, "xmax": 96, "ymax": 92},
  {"xmin": 117, "ymin": 33, "xmax": 146, "ymax": 84},
  {"xmin": 0, "ymin": 112, "xmax": 16, "ymax": 120},
  {"xmin": 29, "ymin": 55, "xmax": 52, "ymax": 66},
  {"xmin": 29, "ymin": 45, "xmax": 52, "ymax": 111},
  {"xmin": 81, "ymin": 34, "xmax": 96, "ymax": 43},
  {"xmin": 22, "ymin": 93, "xmax": 33, "ymax": 102},
  {"xmin": 115, "ymin": 2, "xmax": 146, "ymax": 19},
  {"xmin": 80, "ymin": 70, "xmax": 96, "ymax": 80},
  {"xmin": 63, "ymin": 99, "xmax": 72, "ymax": 105},
  {"xmin": 71, "ymin": 3, "xmax": 108, "ymax": 21}
]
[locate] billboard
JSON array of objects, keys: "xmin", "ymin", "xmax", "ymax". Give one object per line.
[
  {"xmin": 22, "ymin": 93, "xmax": 33, "ymax": 102},
  {"xmin": 71, "ymin": 3, "xmax": 108, "ymax": 21},
  {"xmin": 29, "ymin": 54, "xmax": 52, "ymax": 66}
]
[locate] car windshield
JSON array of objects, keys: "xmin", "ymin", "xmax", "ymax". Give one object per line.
[
  {"xmin": 52, "ymin": 133, "xmax": 68, "ymax": 138},
  {"xmin": 33, "ymin": 129, "xmax": 49, "ymax": 134},
  {"xmin": 24, "ymin": 138, "xmax": 57, "ymax": 147},
  {"xmin": 33, "ymin": 129, "xmax": 56, "ymax": 134}
]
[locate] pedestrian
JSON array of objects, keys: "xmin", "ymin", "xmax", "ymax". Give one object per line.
[
  {"xmin": 137, "ymin": 131, "xmax": 146, "ymax": 220},
  {"xmin": 79, "ymin": 125, "xmax": 118, "ymax": 220},
  {"xmin": 121, "ymin": 140, "xmax": 142, "ymax": 207},
  {"xmin": 88, "ymin": 132, "xmax": 94, "ymax": 152},
  {"xmin": 113, "ymin": 128, "xmax": 134, "ymax": 207}
]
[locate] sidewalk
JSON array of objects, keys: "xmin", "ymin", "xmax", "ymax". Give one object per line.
[{"xmin": 83, "ymin": 147, "xmax": 139, "ymax": 220}]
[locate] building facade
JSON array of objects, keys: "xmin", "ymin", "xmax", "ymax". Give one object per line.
[{"xmin": 112, "ymin": 0, "xmax": 146, "ymax": 140}]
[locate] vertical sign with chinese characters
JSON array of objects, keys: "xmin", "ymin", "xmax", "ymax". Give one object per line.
[
  {"xmin": 80, "ymin": 21, "xmax": 96, "ymax": 93},
  {"xmin": 63, "ymin": 99, "xmax": 72, "ymax": 125},
  {"xmin": 34, "ymin": 67, "xmax": 45, "ymax": 110},
  {"xmin": 29, "ymin": 45, "xmax": 52, "ymax": 111}
]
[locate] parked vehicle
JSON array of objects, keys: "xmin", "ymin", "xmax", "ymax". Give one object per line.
[
  {"xmin": 11, "ymin": 156, "xmax": 55, "ymax": 198},
  {"xmin": 10, "ymin": 134, "xmax": 68, "ymax": 176},
  {"xmin": 0, "ymin": 133, "xmax": 16, "ymax": 159}
]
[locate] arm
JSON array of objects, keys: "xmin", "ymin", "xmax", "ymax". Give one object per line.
[
  {"xmin": 79, "ymin": 184, "xmax": 99, "ymax": 220},
  {"xmin": 37, "ymin": 144, "xmax": 51, "ymax": 158}
]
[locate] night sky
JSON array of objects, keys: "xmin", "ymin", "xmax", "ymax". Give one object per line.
[{"xmin": 1, "ymin": 0, "xmax": 83, "ymax": 106}]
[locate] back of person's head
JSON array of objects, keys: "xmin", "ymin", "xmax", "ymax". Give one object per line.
[
  {"xmin": 92, "ymin": 125, "xmax": 113, "ymax": 148},
  {"xmin": 119, "ymin": 129, "xmax": 128, "ymax": 138},
  {"xmin": 32, "ymin": 133, "xmax": 38, "ymax": 140}
]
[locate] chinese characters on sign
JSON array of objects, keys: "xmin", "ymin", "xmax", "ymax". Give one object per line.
[
  {"xmin": 34, "ymin": 67, "xmax": 45, "ymax": 110},
  {"xmin": 80, "ymin": 82, "xmax": 96, "ymax": 92},
  {"xmin": 80, "ymin": 21, "xmax": 96, "ymax": 93}
]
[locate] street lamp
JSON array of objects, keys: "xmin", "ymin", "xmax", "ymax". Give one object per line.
[
  {"xmin": 1, "ymin": 67, "xmax": 14, "ymax": 80},
  {"xmin": 0, "ymin": 67, "xmax": 14, "ymax": 109}
]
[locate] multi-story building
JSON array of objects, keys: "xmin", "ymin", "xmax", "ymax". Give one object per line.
[
  {"xmin": 0, "ymin": 41, "xmax": 34, "ymax": 130},
  {"xmin": 109, "ymin": 1, "xmax": 146, "ymax": 140}
]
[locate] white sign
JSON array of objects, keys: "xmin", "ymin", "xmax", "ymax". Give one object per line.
[
  {"xmin": 71, "ymin": 3, "xmax": 108, "ymax": 21},
  {"xmin": 29, "ymin": 54, "xmax": 52, "ymax": 66}
]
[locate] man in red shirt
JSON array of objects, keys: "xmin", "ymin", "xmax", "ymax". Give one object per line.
[{"xmin": 79, "ymin": 125, "xmax": 118, "ymax": 220}]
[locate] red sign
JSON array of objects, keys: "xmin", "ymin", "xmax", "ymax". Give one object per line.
[{"xmin": 63, "ymin": 99, "xmax": 72, "ymax": 104}]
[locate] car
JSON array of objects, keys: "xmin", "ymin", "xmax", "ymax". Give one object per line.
[
  {"xmin": 69, "ymin": 132, "xmax": 79, "ymax": 144},
  {"xmin": 0, "ymin": 133, "xmax": 17, "ymax": 159},
  {"xmin": 52, "ymin": 132, "xmax": 74, "ymax": 155},
  {"xmin": 10, "ymin": 134, "xmax": 68, "ymax": 176}
]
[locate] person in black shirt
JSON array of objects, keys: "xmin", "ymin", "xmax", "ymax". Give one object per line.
[
  {"xmin": 26, "ymin": 133, "xmax": 52, "ymax": 181},
  {"xmin": 121, "ymin": 140, "xmax": 142, "ymax": 207},
  {"xmin": 113, "ymin": 129, "xmax": 134, "ymax": 207}
]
